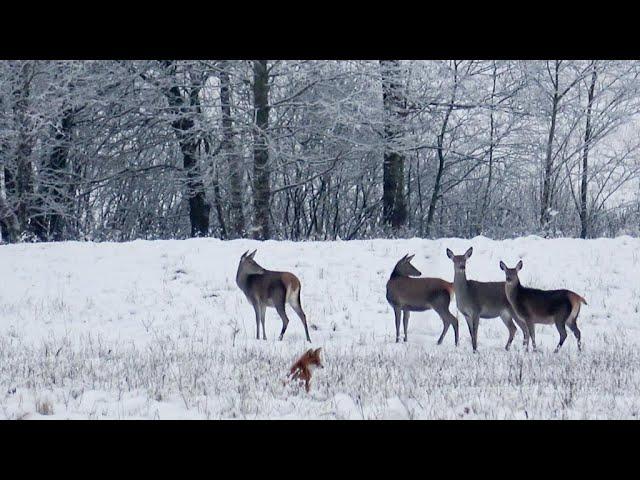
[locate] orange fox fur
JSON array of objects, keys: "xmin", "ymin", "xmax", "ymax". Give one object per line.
[{"xmin": 288, "ymin": 348, "xmax": 324, "ymax": 392}]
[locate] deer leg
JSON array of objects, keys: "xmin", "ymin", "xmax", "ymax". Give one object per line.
[
  {"xmin": 436, "ymin": 316, "xmax": 449, "ymax": 345},
  {"xmin": 433, "ymin": 301, "xmax": 455, "ymax": 345},
  {"xmin": 568, "ymin": 321, "xmax": 582, "ymax": 351},
  {"xmin": 275, "ymin": 299, "xmax": 290, "ymax": 341},
  {"xmin": 500, "ymin": 312, "xmax": 517, "ymax": 351},
  {"xmin": 512, "ymin": 314, "xmax": 530, "ymax": 350},
  {"xmin": 464, "ymin": 314, "xmax": 479, "ymax": 352},
  {"xmin": 394, "ymin": 307, "xmax": 402, "ymax": 343},
  {"xmin": 259, "ymin": 304, "xmax": 267, "ymax": 340},
  {"xmin": 464, "ymin": 314, "xmax": 474, "ymax": 349},
  {"xmin": 472, "ymin": 315, "xmax": 481, "ymax": 352},
  {"xmin": 289, "ymin": 291, "xmax": 312, "ymax": 342},
  {"xmin": 252, "ymin": 302, "xmax": 262, "ymax": 340},
  {"xmin": 452, "ymin": 312, "xmax": 459, "ymax": 346},
  {"xmin": 554, "ymin": 318, "xmax": 568, "ymax": 353},
  {"xmin": 528, "ymin": 321, "xmax": 537, "ymax": 352},
  {"xmin": 402, "ymin": 310, "xmax": 410, "ymax": 342},
  {"xmin": 261, "ymin": 315, "xmax": 267, "ymax": 340}
]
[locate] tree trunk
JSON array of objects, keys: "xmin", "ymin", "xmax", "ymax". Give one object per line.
[
  {"xmin": 12, "ymin": 61, "xmax": 36, "ymax": 236},
  {"xmin": 219, "ymin": 61, "xmax": 245, "ymax": 238},
  {"xmin": 252, "ymin": 60, "xmax": 271, "ymax": 240},
  {"xmin": 162, "ymin": 62, "xmax": 210, "ymax": 237},
  {"xmin": 33, "ymin": 107, "xmax": 75, "ymax": 241},
  {"xmin": 426, "ymin": 62, "xmax": 458, "ymax": 237},
  {"xmin": 0, "ymin": 194, "xmax": 20, "ymax": 242},
  {"xmin": 380, "ymin": 60, "xmax": 407, "ymax": 231},
  {"xmin": 580, "ymin": 62, "xmax": 597, "ymax": 239},
  {"xmin": 477, "ymin": 61, "xmax": 498, "ymax": 236},
  {"xmin": 426, "ymin": 146, "xmax": 445, "ymax": 236},
  {"xmin": 182, "ymin": 138, "xmax": 210, "ymax": 237},
  {"xmin": 540, "ymin": 61, "xmax": 560, "ymax": 233}
]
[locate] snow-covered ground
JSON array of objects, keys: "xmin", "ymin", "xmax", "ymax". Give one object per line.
[{"xmin": 0, "ymin": 236, "xmax": 638, "ymax": 419}]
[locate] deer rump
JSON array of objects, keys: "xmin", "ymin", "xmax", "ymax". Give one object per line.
[
  {"xmin": 244, "ymin": 271, "xmax": 301, "ymax": 307},
  {"xmin": 512, "ymin": 287, "xmax": 585, "ymax": 324}
]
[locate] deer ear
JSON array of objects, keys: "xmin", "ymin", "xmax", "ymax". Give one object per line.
[
  {"xmin": 499, "ymin": 261, "xmax": 507, "ymax": 271},
  {"xmin": 446, "ymin": 248, "xmax": 454, "ymax": 259},
  {"xmin": 516, "ymin": 260, "xmax": 523, "ymax": 271},
  {"xmin": 314, "ymin": 347, "xmax": 322, "ymax": 354},
  {"xmin": 306, "ymin": 348, "xmax": 314, "ymax": 355},
  {"xmin": 241, "ymin": 250, "xmax": 249, "ymax": 259},
  {"xmin": 406, "ymin": 254, "xmax": 415, "ymax": 261},
  {"xmin": 464, "ymin": 247, "xmax": 473, "ymax": 259},
  {"xmin": 248, "ymin": 249, "xmax": 257, "ymax": 259}
]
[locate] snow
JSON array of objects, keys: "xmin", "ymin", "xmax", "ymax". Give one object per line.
[{"xmin": 0, "ymin": 235, "xmax": 639, "ymax": 419}]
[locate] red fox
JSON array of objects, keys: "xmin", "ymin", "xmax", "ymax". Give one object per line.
[{"xmin": 288, "ymin": 348, "xmax": 324, "ymax": 392}]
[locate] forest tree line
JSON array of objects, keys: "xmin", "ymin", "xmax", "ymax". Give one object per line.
[{"xmin": 1, "ymin": 60, "xmax": 640, "ymax": 243}]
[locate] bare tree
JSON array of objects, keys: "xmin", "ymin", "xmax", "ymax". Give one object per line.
[
  {"xmin": 218, "ymin": 60, "xmax": 245, "ymax": 238},
  {"xmin": 380, "ymin": 60, "xmax": 407, "ymax": 231},
  {"xmin": 252, "ymin": 60, "xmax": 271, "ymax": 240}
]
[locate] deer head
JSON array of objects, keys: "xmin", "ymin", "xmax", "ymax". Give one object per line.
[
  {"xmin": 499, "ymin": 260, "xmax": 523, "ymax": 285},
  {"xmin": 237, "ymin": 249, "xmax": 266, "ymax": 275},
  {"xmin": 393, "ymin": 254, "xmax": 422, "ymax": 277},
  {"xmin": 446, "ymin": 247, "xmax": 473, "ymax": 273}
]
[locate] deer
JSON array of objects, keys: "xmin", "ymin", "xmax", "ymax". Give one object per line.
[
  {"xmin": 386, "ymin": 254, "xmax": 459, "ymax": 345},
  {"xmin": 446, "ymin": 247, "xmax": 528, "ymax": 352},
  {"xmin": 499, "ymin": 260, "xmax": 586, "ymax": 352},
  {"xmin": 235, "ymin": 250, "xmax": 312, "ymax": 342}
]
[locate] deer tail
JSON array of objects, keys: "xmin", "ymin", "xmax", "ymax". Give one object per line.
[
  {"xmin": 444, "ymin": 281, "xmax": 455, "ymax": 300},
  {"xmin": 570, "ymin": 292, "xmax": 587, "ymax": 306},
  {"xmin": 567, "ymin": 292, "xmax": 586, "ymax": 325},
  {"xmin": 283, "ymin": 273, "xmax": 301, "ymax": 306}
]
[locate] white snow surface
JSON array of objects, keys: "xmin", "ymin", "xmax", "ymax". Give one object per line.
[{"xmin": 0, "ymin": 236, "xmax": 639, "ymax": 419}]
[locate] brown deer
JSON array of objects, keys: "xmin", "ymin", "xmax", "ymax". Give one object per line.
[
  {"xmin": 236, "ymin": 250, "xmax": 312, "ymax": 342},
  {"xmin": 499, "ymin": 260, "xmax": 586, "ymax": 352},
  {"xmin": 447, "ymin": 247, "xmax": 528, "ymax": 352},
  {"xmin": 386, "ymin": 254, "xmax": 459, "ymax": 345}
]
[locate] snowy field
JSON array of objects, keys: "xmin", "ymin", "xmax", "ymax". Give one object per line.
[{"xmin": 0, "ymin": 236, "xmax": 639, "ymax": 419}]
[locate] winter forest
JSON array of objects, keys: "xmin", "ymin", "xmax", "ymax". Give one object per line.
[
  {"xmin": 3, "ymin": 60, "xmax": 640, "ymax": 419},
  {"xmin": 2, "ymin": 59, "xmax": 640, "ymax": 245}
]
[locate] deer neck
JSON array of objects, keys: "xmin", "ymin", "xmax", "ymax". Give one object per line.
[
  {"xmin": 236, "ymin": 267, "xmax": 251, "ymax": 292},
  {"xmin": 453, "ymin": 269, "xmax": 470, "ymax": 294},
  {"xmin": 389, "ymin": 268, "xmax": 404, "ymax": 281},
  {"xmin": 504, "ymin": 278, "xmax": 520, "ymax": 303}
]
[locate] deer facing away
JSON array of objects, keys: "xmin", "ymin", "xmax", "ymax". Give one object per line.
[
  {"xmin": 386, "ymin": 254, "xmax": 459, "ymax": 345},
  {"xmin": 499, "ymin": 260, "xmax": 586, "ymax": 352},
  {"xmin": 447, "ymin": 247, "xmax": 528, "ymax": 351},
  {"xmin": 236, "ymin": 250, "xmax": 312, "ymax": 342}
]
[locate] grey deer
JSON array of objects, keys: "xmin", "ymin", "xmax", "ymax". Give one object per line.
[
  {"xmin": 499, "ymin": 260, "xmax": 586, "ymax": 352},
  {"xmin": 446, "ymin": 247, "xmax": 528, "ymax": 351},
  {"xmin": 236, "ymin": 250, "xmax": 312, "ymax": 342},
  {"xmin": 386, "ymin": 254, "xmax": 459, "ymax": 345}
]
